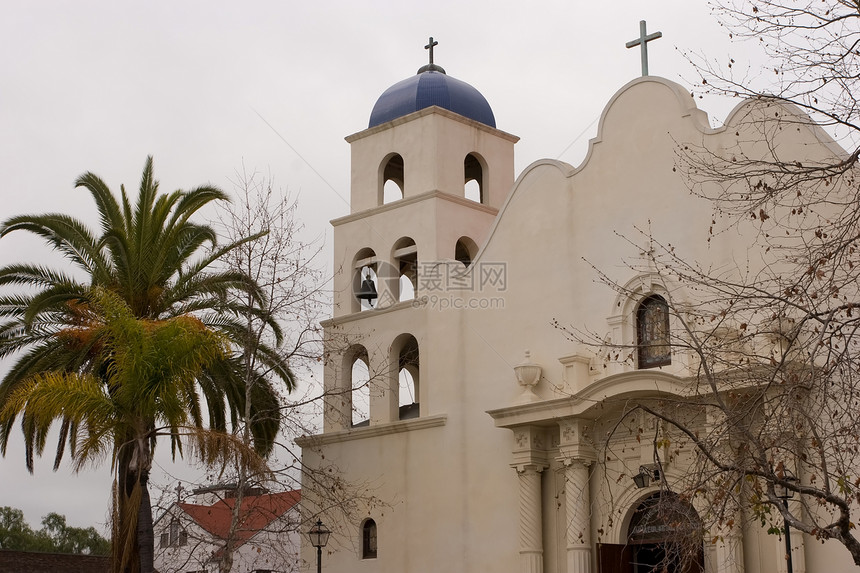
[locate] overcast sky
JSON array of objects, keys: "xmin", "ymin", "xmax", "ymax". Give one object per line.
[{"xmin": 0, "ymin": 1, "xmax": 752, "ymax": 533}]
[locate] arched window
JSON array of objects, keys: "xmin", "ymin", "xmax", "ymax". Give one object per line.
[
  {"xmin": 381, "ymin": 154, "xmax": 404, "ymax": 204},
  {"xmin": 637, "ymin": 295, "xmax": 671, "ymax": 368},
  {"xmin": 464, "ymin": 153, "xmax": 485, "ymax": 203},
  {"xmin": 361, "ymin": 519, "xmax": 378, "ymax": 559}
]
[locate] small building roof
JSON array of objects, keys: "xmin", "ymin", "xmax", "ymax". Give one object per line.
[{"xmin": 177, "ymin": 489, "xmax": 301, "ymax": 550}]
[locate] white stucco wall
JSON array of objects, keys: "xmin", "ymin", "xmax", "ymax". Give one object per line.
[{"xmin": 300, "ymin": 76, "xmax": 857, "ymax": 573}]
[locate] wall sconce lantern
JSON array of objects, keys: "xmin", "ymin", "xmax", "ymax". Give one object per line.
[{"xmin": 632, "ymin": 463, "xmax": 662, "ymax": 489}]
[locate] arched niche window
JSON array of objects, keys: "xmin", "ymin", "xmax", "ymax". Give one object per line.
[
  {"xmin": 352, "ymin": 248, "xmax": 378, "ymax": 312},
  {"xmin": 361, "ymin": 518, "xmax": 378, "ymax": 559},
  {"xmin": 464, "ymin": 153, "xmax": 486, "ymax": 203},
  {"xmin": 392, "ymin": 237, "xmax": 417, "ymax": 302},
  {"xmin": 637, "ymin": 295, "xmax": 671, "ymax": 368},
  {"xmin": 380, "ymin": 153, "xmax": 404, "ymax": 205},
  {"xmin": 454, "ymin": 236, "xmax": 478, "ymax": 268},
  {"xmin": 348, "ymin": 346, "xmax": 370, "ymax": 428},
  {"xmin": 392, "ymin": 334, "xmax": 419, "ymax": 420}
]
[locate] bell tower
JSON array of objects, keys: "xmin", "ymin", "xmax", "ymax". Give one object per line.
[{"xmin": 323, "ymin": 40, "xmax": 518, "ymax": 432}]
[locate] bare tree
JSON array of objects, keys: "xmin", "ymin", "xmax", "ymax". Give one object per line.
[
  {"xmin": 691, "ymin": 0, "xmax": 860, "ymax": 146},
  {"xmin": 554, "ymin": 2, "xmax": 860, "ymax": 567},
  {"xmin": 211, "ymin": 167, "xmax": 324, "ymax": 573},
  {"xmin": 176, "ymin": 167, "xmax": 386, "ymax": 572}
]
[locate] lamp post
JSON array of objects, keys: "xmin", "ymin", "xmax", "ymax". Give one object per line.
[
  {"xmin": 774, "ymin": 471, "xmax": 797, "ymax": 573},
  {"xmin": 307, "ymin": 519, "xmax": 331, "ymax": 573}
]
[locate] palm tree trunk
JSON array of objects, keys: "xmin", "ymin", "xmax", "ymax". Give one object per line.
[
  {"xmin": 137, "ymin": 469, "xmax": 154, "ymax": 573},
  {"xmin": 114, "ymin": 446, "xmax": 141, "ymax": 573},
  {"xmin": 114, "ymin": 437, "xmax": 155, "ymax": 573}
]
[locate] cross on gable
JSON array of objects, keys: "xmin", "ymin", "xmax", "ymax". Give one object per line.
[
  {"xmin": 425, "ymin": 37, "xmax": 438, "ymax": 65},
  {"xmin": 625, "ymin": 20, "xmax": 662, "ymax": 77}
]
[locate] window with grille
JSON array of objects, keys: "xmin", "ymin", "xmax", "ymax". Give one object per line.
[{"xmin": 637, "ymin": 295, "xmax": 671, "ymax": 368}]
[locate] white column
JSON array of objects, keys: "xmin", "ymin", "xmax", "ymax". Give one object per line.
[
  {"xmin": 517, "ymin": 464, "xmax": 545, "ymax": 573},
  {"xmin": 323, "ymin": 349, "xmax": 350, "ymax": 432},
  {"xmin": 563, "ymin": 459, "xmax": 592, "ymax": 573},
  {"xmin": 714, "ymin": 511, "xmax": 744, "ymax": 573},
  {"xmin": 368, "ymin": 350, "xmax": 396, "ymax": 424}
]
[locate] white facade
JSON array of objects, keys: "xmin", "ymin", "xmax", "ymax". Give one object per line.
[{"xmin": 298, "ymin": 70, "xmax": 856, "ymax": 573}]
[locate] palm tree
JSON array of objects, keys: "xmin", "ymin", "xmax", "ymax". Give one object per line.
[
  {"xmin": 0, "ymin": 158, "xmax": 292, "ymax": 572},
  {"xmin": 0, "ymin": 288, "xmax": 269, "ymax": 571}
]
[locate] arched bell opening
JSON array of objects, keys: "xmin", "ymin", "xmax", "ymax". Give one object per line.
[
  {"xmin": 464, "ymin": 152, "xmax": 487, "ymax": 204},
  {"xmin": 380, "ymin": 153, "xmax": 405, "ymax": 205},
  {"xmin": 345, "ymin": 346, "xmax": 370, "ymax": 428},
  {"xmin": 391, "ymin": 334, "xmax": 420, "ymax": 420},
  {"xmin": 398, "ymin": 368, "xmax": 417, "ymax": 411},
  {"xmin": 391, "ymin": 237, "xmax": 417, "ymax": 302},
  {"xmin": 454, "ymin": 236, "xmax": 479, "ymax": 268},
  {"xmin": 383, "ymin": 180, "xmax": 403, "ymax": 204},
  {"xmin": 352, "ymin": 248, "xmax": 379, "ymax": 312}
]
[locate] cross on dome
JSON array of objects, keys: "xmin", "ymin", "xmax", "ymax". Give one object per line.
[
  {"xmin": 418, "ymin": 36, "xmax": 446, "ymax": 74},
  {"xmin": 425, "ymin": 37, "xmax": 438, "ymax": 65}
]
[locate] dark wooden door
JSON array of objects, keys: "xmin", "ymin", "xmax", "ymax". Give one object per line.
[
  {"xmin": 598, "ymin": 542, "xmax": 703, "ymax": 573},
  {"xmin": 597, "ymin": 543, "xmax": 633, "ymax": 573}
]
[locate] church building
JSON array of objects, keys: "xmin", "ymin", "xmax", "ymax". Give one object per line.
[{"xmin": 297, "ymin": 35, "xmax": 853, "ymax": 573}]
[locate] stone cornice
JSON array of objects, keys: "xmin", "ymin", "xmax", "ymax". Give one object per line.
[
  {"xmin": 344, "ymin": 105, "xmax": 520, "ymax": 143},
  {"xmin": 320, "ymin": 298, "xmax": 419, "ymax": 328},
  {"xmin": 295, "ymin": 414, "xmax": 447, "ymax": 447},
  {"xmin": 330, "ymin": 189, "xmax": 499, "ymax": 227}
]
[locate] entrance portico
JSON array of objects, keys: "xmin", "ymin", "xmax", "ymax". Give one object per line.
[{"xmin": 488, "ymin": 370, "xmax": 743, "ymax": 573}]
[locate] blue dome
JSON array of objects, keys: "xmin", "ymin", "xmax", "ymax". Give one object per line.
[{"xmin": 369, "ymin": 70, "xmax": 496, "ymax": 128}]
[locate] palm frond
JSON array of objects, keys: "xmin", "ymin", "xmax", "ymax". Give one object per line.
[{"xmin": 74, "ymin": 171, "xmax": 125, "ymax": 237}]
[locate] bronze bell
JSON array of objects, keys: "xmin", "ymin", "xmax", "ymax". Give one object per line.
[{"xmin": 356, "ymin": 277, "xmax": 378, "ymax": 306}]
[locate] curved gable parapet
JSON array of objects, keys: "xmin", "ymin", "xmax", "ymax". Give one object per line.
[
  {"xmin": 574, "ymin": 76, "xmax": 713, "ymax": 176},
  {"xmin": 601, "ymin": 76, "xmax": 712, "ymax": 130},
  {"xmin": 515, "ymin": 158, "xmax": 578, "ymax": 182},
  {"xmin": 720, "ymin": 95, "xmax": 849, "ymax": 160},
  {"xmin": 455, "ymin": 77, "xmax": 849, "ymax": 288},
  {"xmin": 466, "ymin": 78, "xmax": 713, "ymax": 270},
  {"xmin": 467, "ymin": 158, "xmax": 576, "ymax": 267}
]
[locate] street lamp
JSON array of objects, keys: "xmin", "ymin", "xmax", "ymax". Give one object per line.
[
  {"xmin": 308, "ymin": 519, "xmax": 331, "ymax": 573},
  {"xmin": 774, "ymin": 470, "xmax": 798, "ymax": 573}
]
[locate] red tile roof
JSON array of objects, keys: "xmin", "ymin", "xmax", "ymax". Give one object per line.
[{"xmin": 178, "ymin": 490, "xmax": 300, "ymax": 549}]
